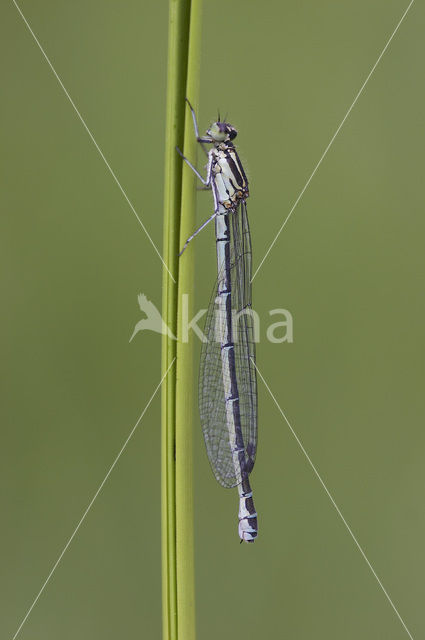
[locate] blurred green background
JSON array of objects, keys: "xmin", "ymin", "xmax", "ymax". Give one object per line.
[{"xmin": 1, "ymin": 1, "xmax": 424, "ymax": 638}]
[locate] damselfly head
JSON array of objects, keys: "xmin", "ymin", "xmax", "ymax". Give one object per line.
[{"xmin": 207, "ymin": 121, "xmax": 238, "ymax": 143}]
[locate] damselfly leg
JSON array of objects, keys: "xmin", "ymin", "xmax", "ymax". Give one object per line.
[
  {"xmin": 185, "ymin": 98, "xmax": 213, "ymax": 155},
  {"xmin": 179, "ymin": 212, "xmax": 217, "ymax": 256}
]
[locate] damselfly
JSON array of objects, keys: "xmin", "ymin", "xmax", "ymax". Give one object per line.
[{"xmin": 178, "ymin": 100, "xmax": 258, "ymax": 543}]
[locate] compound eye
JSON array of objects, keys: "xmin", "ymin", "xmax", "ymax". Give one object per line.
[{"xmin": 207, "ymin": 122, "xmax": 226, "ymax": 141}]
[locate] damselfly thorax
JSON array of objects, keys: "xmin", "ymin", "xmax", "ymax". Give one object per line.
[{"xmin": 210, "ymin": 142, "xmax": 249, "ymax": 211}]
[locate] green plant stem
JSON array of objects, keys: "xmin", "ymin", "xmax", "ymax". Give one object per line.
[
  {"xmin": 175, "ymin": 1, "xmax": 203, "ymax": 639},
  {"xmin": 161, "ymin": 1, "xmax": 190, "ymax": 638},
  {"xmin": 162, "ymin": 1, "xmax": 202, "ymax": 639}
]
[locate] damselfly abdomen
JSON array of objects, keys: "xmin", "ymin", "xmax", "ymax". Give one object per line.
[{"xmin": 178, "ymin": 100, "xmax": 258, "ymax": 543}]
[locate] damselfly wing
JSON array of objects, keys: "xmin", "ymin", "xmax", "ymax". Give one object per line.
[{"xmin": 199, "ymin": 203, "xmax": 257, "ymax": 488}]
